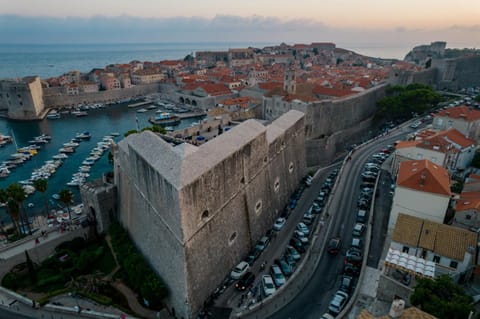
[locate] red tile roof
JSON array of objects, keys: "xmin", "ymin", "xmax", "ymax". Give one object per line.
[
  {"xmin": 436, "ymin": 105, "xmax": 480, "ymax": 122},
  {"xmin": 312, "ymin": 85, "xmax": 355, "ymax": 98},
  {"xmin": 397, "ymin": 159, "xmax": 451, "ymax": 196},
  {"xmin": 395, "ymin": 140, "xmax": 420, "ymax": 149},
  {"xmin": 456, "ymin": 191, "xmax": 480, "ymax": 211}
]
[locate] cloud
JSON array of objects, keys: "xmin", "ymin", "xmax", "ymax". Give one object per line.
[{"xmin": 0, "ymin": 14, "xmax": 478, "ymax": 48}]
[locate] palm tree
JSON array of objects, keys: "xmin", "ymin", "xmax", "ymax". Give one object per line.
[
  {"xmin": 0, "ymin": 188, "xmax": 15, "ymax": 235},
  {"xmin": 33, "ymin": 178, "xmax": 48, "ymax": 217},
  {"xmin": 59, "ymin": 189, "xmax": 73, "ymax": 222},
  {"xmin": 7, "ymin": 183, "xmax": 29, "ymax": 235}
]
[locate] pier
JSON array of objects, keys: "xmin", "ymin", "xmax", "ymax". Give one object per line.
[{"xmin": 128, "ymin": 101, "xmax": 152, "ymax": 108}]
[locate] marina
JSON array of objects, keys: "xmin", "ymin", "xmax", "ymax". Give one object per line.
[{"xmin": 0, "ymin": 99, "xmax": 204, "ymax": 221}]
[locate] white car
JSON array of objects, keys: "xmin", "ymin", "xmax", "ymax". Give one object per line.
[
  {"xmin": 270, "ymin": 264, "xmax": 286, "ymax": 287},
  {"xmin": 296, "ymin": 222, "xmax": 310, "ymax": 235},
  {"xmin": 273, "ymin": 217, "xmax": 286, "ymax": 231},
  {"xmin": 230, "ymin": 261, "xmax": 249, "ymax": 280},
  {"xmin": 262, "ymin": 274, "xmax": 276, "ymax": 296},
  {"xmin": 328, "ymin": 290, "xmax": 349, "ymax": 314}
]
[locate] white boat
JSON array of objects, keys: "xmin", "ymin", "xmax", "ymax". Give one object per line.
[
  {"xmin": 59, "ymin": 147, "xmax": 75, "ymax": 153},
  {"xmin": 79, "ymin": 166, "xmax": 91, "ymax": 172},
  {"xmin": 110, "ymin": 132, "xmax": 120, "ymax": 137},
  {"xmin": 63, "ymin": 141, "xmax": 79, "ymax": 148},
  {"xmin": 137, "ymin": 108, "xmax": 148, "ymax": 113},
  {"xmin": 47, "ymin": 111, "xmax": 61, "ymax": 119},
  {"xmin": 53, "ymin": 153, "xmax": 68, "ymax": 159},
  {"xmin": 82, "ymin": 159, "xmax": 95, "ymax": 166},
  {"xmin": 76, "ymin": 132, "xmax": 91, "ymax": 140}
]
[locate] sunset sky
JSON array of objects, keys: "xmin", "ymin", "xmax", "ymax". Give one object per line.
[{"xmin": 1, "ymin": 0, "xmax": 479, "ymax": 49}]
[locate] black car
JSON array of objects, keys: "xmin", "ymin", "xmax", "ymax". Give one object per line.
[
  {"xmin": 289, "ymin": 237, "xmax": 306, "ymax": 253},
  {"xmin": 235, "ymin": 272, "xmax": 256, "ymax": 291},
  {"xmin": 345, "ymin": 248, "xmax": 363, "ymax": 266},
  {"xmin": 343, "ymin": 263, "xmax": 360, "ymax": 277},
  {"xmin": 327, "ymin": 237, "xmax": 342, "ymax": 255},
  {"xmin": 245, "ymin": 247, "xmax": 262, "ymax": 266}
]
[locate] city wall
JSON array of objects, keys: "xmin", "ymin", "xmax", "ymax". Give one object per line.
[
  {"xmin": 303, "ymin": 84, "xmax": 387, "ymax": 167},
  {"xmin": 43, "ymin": 83, "xmax": 161, "ymax": 109}
]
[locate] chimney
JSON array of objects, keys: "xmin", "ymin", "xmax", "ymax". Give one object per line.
[
  {"xmin": 420, "ymin": 171, "xmax": 426, "ymax": 187},
  {"xmin": 389, "ymin": 298, "xmax": 405, "ymax": 318}
]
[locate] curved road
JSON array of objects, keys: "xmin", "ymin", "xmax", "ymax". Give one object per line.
[{"xmin": 267, "ymin": 127, "xmax": 410, "ymax": 319}]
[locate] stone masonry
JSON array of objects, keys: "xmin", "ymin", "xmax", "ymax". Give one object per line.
[{"xmin": 114, "ymin": 110, "xmax": 306, "ymax": 318}]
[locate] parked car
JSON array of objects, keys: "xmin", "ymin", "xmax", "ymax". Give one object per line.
[
  {"xmin": 296, "ymin": 222, "xmax": 310, "ymax": 235},
  {"xmin": 303, "ymin": 213, "xmax": 314, "ymax": 225},
  {"xmin": 244, "ymin": 247, "xmax": 262, "ymax": 266},
  {"xmin": 230, "ymin": 261, "xmax": 250, "ymax": 280},
  {"xmin": 285, "ymin": 245, "xmax": 301, "ymax": 261},
  {"xmin": 327, "ymin": 237, "xmax": 342, "ymax": 255},
  {"xmin": 289, "ymin": 237, "xmax": 306, "ymax": 253},
  {"xmin": 320, "ymin": 314, "xmax": 335, "ymax": 319},
  {"xmin": 294, "ymin": 230, "xmax": 309, "ymax": 244},
  {"xmin": 262, "ymin": 275, "xmax": 276, "ymax": 297},
  {"xmin": 353, "ymin": 223, "xmax": 366, "ymax": 237},
  {"xmin": 273, "ymin": 217, "xmax": 286, "ymax": 231},
  {"xmin": 351, "ymin": 238, "xmax": 363, "ymax": 249},
  {"xmin": 312, "ymin": 202, "xmax": 322, "ymax": 213},
  {"xmin": 339, "ymin": 275, "xmax": 354, "ymax": 293},
  {"xmin": 356, "ymin": 210, "xmax": 367, "ymax": 223},
  {"xmin": 345, "ymin": 248, "xmax": 363, "ymax": 266},
  {"xmin": 235, "ymin": 272, "xmax": 255, "ymax": 291},
  {"xmin": 328, "ymin": 290, "xmax": 349, "ymax": 315},
  {"xmin": 270, "ymin": 264, "xmax": 286, "ymax": 287},
  {"xmin": 255, "ymin": 236, "xmax": 271, "ymax": 252},
  {"xmin": 275, "ymin": 258, "xmax": 293, "ymax": 276},
  {"xmin": 343, "ymin": 263, "xmax": 361, "ymax": 277}
]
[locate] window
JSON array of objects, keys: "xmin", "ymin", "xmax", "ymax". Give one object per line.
[
  {"xmin": 228, "ymin": 232, "xmax": 237, "ymax": 246},
  {"xmin": 450, "ymin": 261, "xmax": 458, "ymax": 269},
  {"xmin": 416, "ymin": 153, "xmax": 423, "ymax": 159},
  {"xmin": 240, "ymin": 177, "xmax": 245, "ymax": 184},
  {"xmin": 447, "ymin": 120, "xmax": 453, "ymax": 127},
  {"xmin": 402, "ymin": 246, "xmax": 409, "ymax": 253},
  {"xmin": 274, "ymin": 177, "xmax": 280, "ymax": 192},
  {"xmin": 433, "ymin": 255, "xmax": 441, "ymax": 263},
  {"xmin": 263, "ymin": 156, "xmax": 268, "ymax": 163},
  {"xmin": 466, "ymin": 214, "xmax": 472, "ymax": 220},
  {"xmin": 201, "ymin": 210, "xmax": 209, "ymax": 221},
  {"xmin": 255, "ymin": 200, "xmax": 262, "ymax": 214}
]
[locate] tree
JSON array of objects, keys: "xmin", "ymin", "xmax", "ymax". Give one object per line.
[
  {"xmin": 59, "ymin": 189, "xmax": 73, "ymax": 222},
  {"xmin": 7, "ymin": 183, "xmax": 29, "ymax": 235},
  {"xmin": 0, "ymin": 184, "xmax": 28, "ymax": 236},
  {"xmin": 33, "ymin": 178, "xmax": 48, "ymax": 217},
  {"xmin": 474, "ymin": 95, "xmax": 480, "ymax": 103},
  {"xmin": 410, "ymin": 275, "xmax": 474, "ymax": 319}
]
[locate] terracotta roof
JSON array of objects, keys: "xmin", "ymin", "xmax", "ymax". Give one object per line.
[
  {"xmin": 455, "ymin": 191, "xmax": 480, "ymax": 211},
  {"xmin": 258, "ymin": 82, "xmax": 282, "ymax": 91},
  {"xmin": 220, "ymin": 96, "xmax": 252, "ymax": 107},
  {"xmin": 357, "ymin": 307, "xmax": 438, "ymax": 319},
  {"xmin": 198, "ymin": 83, "xmax": 232, "ymax": 96},
  {"xmin": 441, "ymin": 128, "xmax": 476, "ymax": 148},
  {"xmin": 312, "ymin": 85, "xmax": 356, "ymax": 98},
  {"xmin": 397, "ymin": 159, "xmax": 450, "ymax": 196},
  {"xmin": 393, "ymin": 213, "xmax": 477, "ymax": 261},
  {"xmin": 395, "ymin": 140, "xmax": 420, "ymax": 149},
  {"xmin": 436, "ymin": 105, "xmax": 480, "ymax": 122}
]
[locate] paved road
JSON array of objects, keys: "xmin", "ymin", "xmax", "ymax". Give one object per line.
[{"xmin": 265, "ymin": 128, "xmax": 411, "ymax": 319}]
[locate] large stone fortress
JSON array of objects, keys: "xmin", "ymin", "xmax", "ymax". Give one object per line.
[
  {"xmin": 114, "ymin": 110, "xmax": 306, "ymax": 317},
  {"xmin": 0, "ymin": 76, "xmax": 44, "ymax": 120}
]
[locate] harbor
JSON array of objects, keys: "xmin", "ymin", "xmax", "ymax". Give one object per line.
[{"xmin": 0, "ymin": 98, "xmax": 205, "ymax": 222}]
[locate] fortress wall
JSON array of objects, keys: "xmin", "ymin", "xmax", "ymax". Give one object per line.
[
  {"xmin": 43, "ymin": 83, "xmax": 160, "ymax": 108},
  {"xmin": 440, "ymin": 56, "xmax": 480, "ymax": 90},
  {"xmin": 303, "ymin": 85, "xmax": 387, "ymax": 167},
  {"xmin": 114, "ymin": 140, "xmax": 187, "ymax": 317}
]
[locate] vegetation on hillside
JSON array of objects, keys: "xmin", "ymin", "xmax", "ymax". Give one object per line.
[
  {"xmin": 374, "ymin": 83, "xmax": 442, "ymax": 123},
  {"xmin": 410, "ymin": 275, "xmax": 474, "ymax": 319},
  {"xmin": 109, "ymin": 222, "xmax": 168, "ymax": 309},
  {"xmin": 124, "ymin": 124, "xmax": 166, "ymax": 137}
]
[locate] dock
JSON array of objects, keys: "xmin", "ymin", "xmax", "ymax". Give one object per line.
[
  {"xmin": 175, "ymin": 112, "xmax": 206, "ymax": 119},
  {"xmin": 128, "ymin": 101, "xmax": 152, "ymax": 108}
]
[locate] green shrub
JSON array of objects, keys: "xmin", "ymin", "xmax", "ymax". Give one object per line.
[
  {"xmin": 77, "ymin": 291, "xmax": 112, "ymax": 305},
  {"xmin": 108, "ymin": 222, "xmax": 168, "ymax": 308},
  {"xmin": 2, "ymin": 272, "xmax": 19, "ymax": 290},
  {"xmin": 36, "ymin": 274, "xmax": 65, "ymax": 290}
]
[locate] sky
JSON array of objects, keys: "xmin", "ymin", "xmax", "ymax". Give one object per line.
[{"xmin": 1, "ymin": 0, "xmax": 479, "ymax": 48}]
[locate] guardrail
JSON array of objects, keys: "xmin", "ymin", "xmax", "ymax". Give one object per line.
[{"xmin": 336, "ymin": 164, "xmax": 381, "ymax": 318}]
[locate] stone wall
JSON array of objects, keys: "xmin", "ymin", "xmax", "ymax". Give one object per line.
[
  {"xmin": 376, "ymin": 273, "xmax": 414, "ymax": 304},
  {"xmin": 114, "ymin": 111, "xmax": 305, "ymax": 318},
  {"xmin": 80, "ymin": 178, "xmax": 117, "ymax": 234},
  {"xmin": 43, "ymin": 83, "xmax": 160, "ymax": 109},
  {"xmin": 435, "ymin": 56, "xmax": 480, "ymax": 90}
]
